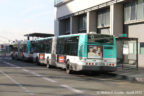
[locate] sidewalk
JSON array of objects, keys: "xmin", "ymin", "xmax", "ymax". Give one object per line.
[{"xmin": 113, "ymin": 67, "xmax": 144, "ymax": 83}]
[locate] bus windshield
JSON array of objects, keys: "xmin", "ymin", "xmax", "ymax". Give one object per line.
[{"xmin": 88, "ymin": 34, "xmax": 113, "ymax": 44}]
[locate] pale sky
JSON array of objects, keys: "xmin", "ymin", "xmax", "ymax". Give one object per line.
[{"xmin": 0, "ymin": 0, "xmax": 54, "ymax": 43}]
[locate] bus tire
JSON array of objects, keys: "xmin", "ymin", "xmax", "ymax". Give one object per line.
[
  {"xmin": 22, "ymin": 56, "xmax": 25, "ymax": 61},
  {"xmin": 36, "ymin": 57, "xmax": 40, "ymax": 65},
  {"xmin": 15, "ymin": 55, "xmax": 18, "ymax": 60},
  {"xmin": 12, "ymin": 55, "xmax": 14, "ymax": 60},
  {"xmin": 66, "ymin": 61, "xmax": 73, "ymax": 74}
]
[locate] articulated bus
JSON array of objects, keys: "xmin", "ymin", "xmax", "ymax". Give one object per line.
[
  {"xmin": 10, "ymin": 43, "xmax": 18, "ymax": 59},
  {"xmin": 20, "ymin": 41, "xmax": 33, "ymax": 61},
  {"xmin": 11, "ymin": 40, "xmax": 33, "ymax": 61},
  {"xmin": 31, "ymin": 34, "xmax": 117, "ymax": 74},
  {"xmin": 31, "ymin": 37, "xmax": 53, "ymax": 65}
]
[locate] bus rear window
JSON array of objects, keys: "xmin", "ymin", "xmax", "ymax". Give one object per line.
[
  {"xmin": 88, "ymin": 34, "xmax": 113, "ymax": 44},
  {"xmin": 87, "ymin": 45, "xmax": 102, "ymax": 59}
]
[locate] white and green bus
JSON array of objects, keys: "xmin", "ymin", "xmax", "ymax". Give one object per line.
[
  {"xmin": 32, "ymin": 34, "xmax": 117, "ymax": 73},
  {"xmin": 11, "ymin": 40, "xmax": 33, "ymax": 61},
  {"xmin": 21, "ymin": 40, "xmax": 33, "ymax": 61},
  {"xmin": 31, "ymin": 37, "xmax": 53, "ymax": 65}
]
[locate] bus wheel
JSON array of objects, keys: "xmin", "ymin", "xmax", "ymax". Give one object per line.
[
  {"xmin": 12, "ymin": 56, "xmax": 14, "ymax": 60},
  {"xmin": 66, "ymin": 61, "xmax": 73, "ymax": 74},
  {"xmin": 15, "ymin": 55, "xmax": 17, "ymax": 60},
  {"xmin": 22, "ymin": 56, "xmax": 25, "ymax": 61},
  {"xmin": 36, "ymin": 58, "xmax": 40, "ymax": 65}
]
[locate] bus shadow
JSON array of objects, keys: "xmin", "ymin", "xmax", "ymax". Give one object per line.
[
  {"xmin": 42, "ymin": 68, "xmax": 119, "ymax": 82},
  {"xmin": 70, "ymin": 71, "xmax": 117, "ymax": 81},
  {"xmin": 74, "ymin": 71, "xmax": 116, "ymax": 77}
]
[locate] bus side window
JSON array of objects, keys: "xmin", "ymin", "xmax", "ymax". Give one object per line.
[
  {"xmin": 56, "ymin": 38, "xmax": 65, "ymax": 55},
  {"xmin": 64, "ymin": 37, "xmax": 79, "ymax": 56},
  {"xmin": 45, "ymin": 39, "xmax": 52, "ymax": 53},
  {"xmin": 56, "ymin": 37, "xmax": 79, "ymax": 56}
]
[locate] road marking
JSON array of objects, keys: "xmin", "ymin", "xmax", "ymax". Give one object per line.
[
  {"xmin": 4, "ymin": 62, "xmax": 57, "ymax": 83},
  {"xmin": 23, "ymin": 69, "xmax": 58, "ymax": 83},
  {"xmin": 4, "ymin": 62, "xmax": 19, "ymax": 68},
  {"xmin": 42, "ymin": 77, "xmax": 57, "ymax": 83},
  {"xmin": 60, "ymin": 84, "xmax": 83, "ymax": 94},
  {"xmin": 0, "ymin": 70, "xmax": 35, "ymax": 96},
  {"xmin": 22, "ymin": 69, "xmax": 30, "ymax": 72},
  {"xmin": 3, "ymin": 61, "xmax": 84, "ymax": 94}
]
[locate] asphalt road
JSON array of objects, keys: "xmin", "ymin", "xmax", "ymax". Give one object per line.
[{"xmin": 0, "ymin": 57, "xmax": 144, "ymax": 96}]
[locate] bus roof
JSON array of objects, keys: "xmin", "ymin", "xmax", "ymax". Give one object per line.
[
  {"xmin": 30, "ymin": 33, "xmax": 114, "ymax": 42},
  {"xmin": 57, "ymin": 33, "xmax": 114, "ymax": 38},
  {"xmin": 31, "ymin": 37, "xmax": 53, "ymax": 42}
]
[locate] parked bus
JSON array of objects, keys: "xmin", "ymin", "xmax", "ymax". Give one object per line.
[
  {"xmin": 10, "ymin": 43, "xmax": 19, "ymax": 59},
  {"xmin": 11, "ymin": 40, "xmax": 33, "ymax": 61},
  {"xmin": 19, "ymin": 41, "xmax": 33, "ymax": 61},
  {"xmin": 32, "ymin": 34, "xmax": 117, "ymax": 74},
  {"xmin": 31, "ymin": 37, "xmax": 53, "ymax": 65}
]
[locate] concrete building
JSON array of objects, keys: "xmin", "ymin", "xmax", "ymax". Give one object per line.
[{"xmin": 54, "ymin": 0, "xmax": 144, "ymax": 68}]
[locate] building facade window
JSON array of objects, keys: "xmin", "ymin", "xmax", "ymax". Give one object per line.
[
  {"xmin": 97, "ymin": 8, "xmax": 110, "ymax": 27},
  {"xmin": 140, "ymin": 42, "xmax": 144, "ymax": 54},
  {"xmin": 129, "ymin": 42, "xmax": 137, "ymax": 55},
  {"xmin": 128, "ymin": 42, "xmax": 144, "ymax": 55},
  {"xmin": 65, "ymin": 19, "xmax": 70, "ymax": 34},
  {"xmin": 124, "ymin": 0, "xmax": 144, "ymax": 22},
  {"xmin": 78, "ymin": 14, "xmax": 86, "ymax": 33},
  {"xmin": 59, "ymin": 18, "xmax": 70, "ymax": 35},
  {"xmin": 137, "ymin": 0, "xmax": 144, "ymax": 19}
]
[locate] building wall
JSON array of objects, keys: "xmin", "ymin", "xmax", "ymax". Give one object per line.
[
  {"xmin": 56, "ymin": 0, "xmax": 111, "ymax": 18},
  {"xmin": 128, "ymin": 23, "xmax": 144, "ymax": 42},
  {"xmin": 98, "ymin": 28, "xmax": 110, "ymax": 35},
  {"xmin": 110, "ymin": 3, "xmax": 123, "ymax": 37},
  {"xmin": 55, "ymin": 0, "xmax": 124, "ymax": 36},
  {"xmin": 87, "ymin": 11, "xmax": 97, "ymax": 33},
  {"xmin": 128, "ymin": 23, "xmax": 144, "ymax": 67},
  {"xmin": 55, "ymin": 0, "xmax": 112, "ymax": 36}
]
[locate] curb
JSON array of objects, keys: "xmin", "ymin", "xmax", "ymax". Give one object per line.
[
  {"xmin": 135, "ymin": 77, "xmax": 144, "ymax": 83},
  {"xmin": 115, "ymin": 74, "xmax": 144, "ymax": 83}
]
